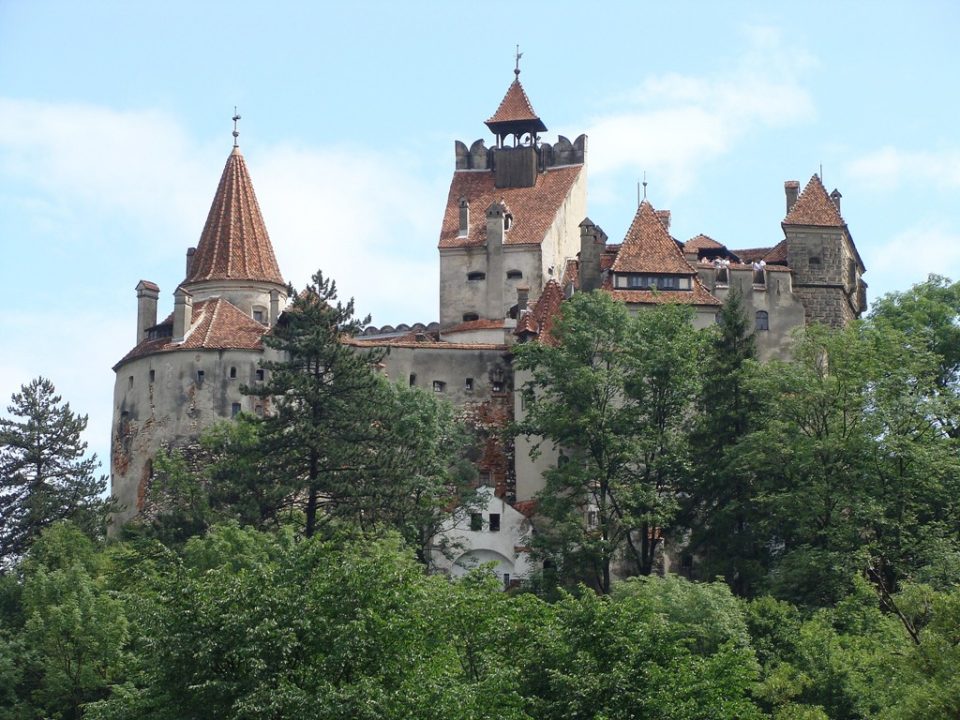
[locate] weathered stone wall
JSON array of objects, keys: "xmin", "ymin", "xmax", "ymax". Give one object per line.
[
  {"xmin": 785, "ymin": 226, "xmax": 864, "ymax": 327},
  {"xmin": 110, "ymin": 346, "xmax": 280, "ymax": 528}
]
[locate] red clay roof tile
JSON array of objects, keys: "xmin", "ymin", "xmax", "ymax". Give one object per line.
[
  {"xmin": 684, "ymin": 234, "xmax": 725, "ymax": 252},
  {"xmin": 486, "ymin": 79, "xmax": 546, "ymax": 130},
  {"xmin": 611, "ymin": 201, "xmax": 695, "ymax": 275},
  {"xmin": 438, "ymin": 165, "xmax": 583, "ymax": 249},
  {"xmin": 114, "ymin": 297, "xmax": 268, "ymax": 369},
  {"xmin": 783, "ymin": 174, "xmax": 845, "ymax": 227},
  {"xmin": 185, "ymin": 148, "xmax": 285, "ymax": 286}
]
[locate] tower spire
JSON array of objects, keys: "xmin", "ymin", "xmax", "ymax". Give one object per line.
[
  {"xmin": 514, "ymin": 44, "xmax": 523, "ymax": 77},
  {"xmin": 232, "ymin": 107, "xmax": 241, "ymax": 148}
]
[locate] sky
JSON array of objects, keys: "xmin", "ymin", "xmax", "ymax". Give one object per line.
[{"xmin": 1, "ymin": 0, "xmax": 958, "ymax": 471}]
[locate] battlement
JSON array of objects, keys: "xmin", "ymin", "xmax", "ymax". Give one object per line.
[{"xmin": 454, "ymin": 134, "xmax": 587, "ymax": 172}]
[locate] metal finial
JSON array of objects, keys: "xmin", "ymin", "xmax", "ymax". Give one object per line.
[
  {"xmin": 642, "ymin": 171, "xmax": 648, "ymax": 201},
  {"xmin": 232, "ymin": 107, "xmax": 241, "ymax": 147},
  {"xmin": 515, "ymin": 44, "xmax": 523, "ymax": 77},
  {"xmin": 819, "ymin": 162, "xmax": 823, "ymax": 183}
]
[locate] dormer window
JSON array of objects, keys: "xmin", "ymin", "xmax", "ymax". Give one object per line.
[
  {"xmin": 467, "ymin": 271, "xmax": 486, "ymax": 281},
  {"xmin": 504, "ymin": 213, "xmax": 513, "ymax": 231},
  {"xmin": 613, "ymin": 274, "xmax": 690, "ymax": 291}
]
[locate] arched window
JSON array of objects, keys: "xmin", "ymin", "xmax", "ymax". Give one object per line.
[
  {"xmin": 755, "ymin": 310, "xmax": 769, "ymax": 331},
  {"xmin": 467, "ymin": 271, "xmax": 486, "ymax": 281}
]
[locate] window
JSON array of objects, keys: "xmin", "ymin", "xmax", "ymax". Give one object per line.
[
  {"xmin": 492, "ymin": 380, "xmax": 504, "ymax": 393},
  {"xmin": 465, "ymin": 377, "xmax": 474, "ymax": 392},
  {"xmin": 196, "ymin": 370, "xmax": 205, "ymax": 384},
  {"xmin": 409, "ymin": 373, "xmax": 417, "ymax": 386},
  {"xmin": 479, "ymin": 471, "xmax": 491, "ymax": 486},
  {"xmin": 462, "ymin": 312, "xmax": 479, "ymax": 322},
  {"xmin": 466, "ymin": 271, "xmax": 486, "ymax": 281},
  {"xmin": 128, "ymin": 375, "xmax": 134, "ymax": 389},
  {"xmin": 470, "ymin": 513, "xmax": 482, "ymax": 531},
  {"xmin": 433, "ymin": 380, "xmax": 446, "ymax": 392},
  {"xmin": 231, "ymin": 402, "xmax": 241, "ymax": 417},
  {"xmin": 587, "ymin": 510, "xmax": 599, "ymax": 528},
  {"xmin": 506, "ymin": 269, "xmax": 523, "ymax": 280},
  {"xmin": 504, "ymin": 213, "xmax": 513, "ymax": 231},
  {"xmin": 149, "ymin": 369, "xmax": 156, "ymax": 383},
  {"xmin": 503, "ymin": 573, "xmax": 511, "ymax": 589},
  {"xmin": 255, "ymin": 368, "xmax": 265, "ymax": 382},
  {"xmin": 229, "ymin": 366, "xmax": 237, "ymax": 379},
  {"xmin": 255, "ymin": 404, "xmax": 263, "ymax": 417},
  {"xmin": 809, "ymin": 256, "xmax": 821, "ymax": 267},
  {"xmin": 755, "ymin": 310, "xmax": 769, "ymax": 331},
  {"xmin": 489, "ymin": 513, "xmax": 501, "ymax": 532},
  {"xmin": 252, "ymin": 308, "xmax": 266, "ymax": 324}
]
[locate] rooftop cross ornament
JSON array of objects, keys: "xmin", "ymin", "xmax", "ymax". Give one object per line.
[
  {"xmin": 232, "ymin": 107, "xmax": 241, "ymax": 147},
  {"xmin": 515, "ymin": 44, "xmax": 523, "ymax": 77}
]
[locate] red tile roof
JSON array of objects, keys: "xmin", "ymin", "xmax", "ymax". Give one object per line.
[
  {"xmin": 114, "ymin": 297, "xmax": 269, "ymax": 369},
  {"xmin": 486, "ymin": 79, "xmax": 546, "ymax": 130},
  {"xmin": 762, "ymin": 239, "xmax": 789, "ymax": 264},
  {"xmin": 185, "ymin": 147, "xmax": 285, "ymax": 286},
  {"xmin": 516, "ymin": 279, "xmax": 565, "ymax": 344},
  {"xmin": 783, "ymin": 174, "xmax": 845, "ymax": 227},
  {"xmin": 438, "ymin": 165, "xmax": 583, "ymax": 249},
  {"xmin": 611, "ymin": 201, "xmax": 694, "ymax": 275},
  {"xmin": 731, "ymin": 246, "xmax": 774, "ymax": 263},
  {"xmin": 442, "ymin": 318, "xmax": 508, "ymax": 333},
  {"xmin": 684, "ymin": 234, "xmax": 725, "ymax": 252}
]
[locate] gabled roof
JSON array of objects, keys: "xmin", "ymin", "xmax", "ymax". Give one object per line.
[
  {"xmin": 684, "ymin": 234, "xmax": 725, "ymax": 252},
  {"xmin": 485, "ymin": 79, "xmax": 547, "ymax": 135},
  {"xmin": 783, "ymin": 174, "xmax": 845, "ymax": 227},
  {"xmin": 438, "ymin": 165, "xmax": 582, "ymax": 249},
  {"xmin": 611, "ymin": 201, "xmax": 694, "ymax": 275},
  {"xmin": 185, "ymin": 147, "xmax": 285, "ymax": 286},
  {"xmin": 114, "ymin": 297, "xmax": 269, "ymax": 369},
  {"xmin": 762, "ymin": 239, "xmax": 789, "ymax": 264},
  {"xmin": 730, "ymin": 246, "xmax": 773, "ymax": 263},
  {"xmin": 516, "ymin": 280, "xmax": 565, "ymax": 345}
]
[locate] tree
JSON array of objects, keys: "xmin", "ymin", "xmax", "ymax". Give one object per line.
[
  {"xmin": 738, "ymin": 321, "xmax": 960, "ymax": 606},
  {"xmin": 0, "ymin": 377, "xmax": 109, "ymax": 566},
  {"xmin": 245, "ymin": 270, "xmax": 385, "ymax": 537},
  {"xmin": 682, "ymin": 286, "xmax": 765, "ymax": 595},
  {"xmin": 515, "ymin": 293, "xmax": 701, "ymax": 592}
]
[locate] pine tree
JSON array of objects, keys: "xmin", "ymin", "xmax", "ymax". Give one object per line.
[
  {"xmin": 244, "ymin": 270, "xmax": 385, "ymax": 537},
  {"xmin": 0, "ymin": 378, "xmax": 108, "ymax": 565},
  {"xmin": 682, "ymin": 287, "xmax": 763, "ymax": 595}
]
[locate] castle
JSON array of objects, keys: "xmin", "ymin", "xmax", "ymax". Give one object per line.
[{"xmin": 111, "ymin": 68, "xmax": 867, "ymax": 580}]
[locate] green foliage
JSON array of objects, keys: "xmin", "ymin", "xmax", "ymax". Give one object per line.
[
  {"xmin": 515, "ymin": 293, "xmax": 701, "ymax": 591},
  {"xmin": 0, "ymin": 377, "xmax": 110, "ymax": 566}
]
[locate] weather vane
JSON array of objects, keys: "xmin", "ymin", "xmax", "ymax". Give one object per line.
[
  {"xmin": 232, "ymin": 107, "xmax": 241, "ymax": 147},
  {"xmin": 515, "ymin": 44, "xmax": 523, "ymax": 77}
]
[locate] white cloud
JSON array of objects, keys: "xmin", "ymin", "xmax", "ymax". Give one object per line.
[
  {"xmin": 846, "ymin": 146, "xmax": 960, "ymax": 192},
  {"xmin": 868, "ymin": 222, "xmax": 960, "ymax": 299},
  {"xmin": 583, "ymin": 26, "xmax": 815, "ymax": 198}
]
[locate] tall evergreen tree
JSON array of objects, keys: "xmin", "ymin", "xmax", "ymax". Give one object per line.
[
  {"xmin": 682, "ymin": 287, "xmax": 764, "ymax": 595},
  {"xmin": 244, "ymin": 270, "xmax": 385, "ymax": 537},
  {"xmin": 0, "ymin": 378, "xmax": 108, "ymax": 566}
]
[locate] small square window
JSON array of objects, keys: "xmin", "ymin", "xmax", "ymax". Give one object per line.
[
  {"xmin": 465, "ymin": 377, "xmax": 474, "ymax": 391},
  {"xmin": 479, "ymin": 471, "xmax": 491, "ymax": 486},
  {"xmin": 470, "ymin": 513, "xmax": 482, "ymax": 531},
  {"xmin": 433, "ymin": 380, "xmax": 446, "ymax": 392},
  {"xmin": 492, "ymin": 381, "xmax": 504, "ymax": 393},
  {"xmin": 489, "ymin": 513, "xmax": 501, "ymax": 532},
  {"xmin": 231, "ymin": 402, "xmax": 241, "ymax": 417},
  {"xmin": 255, "ymin": 368, "xmax": 265, "ymax": 381},
  {"xmin": 255, "ymin": 404, "xmax": 263, "ymax": 417},
  {"xmin": 253, "ymin": 309, "xmax": 266, "ymax": 324}
]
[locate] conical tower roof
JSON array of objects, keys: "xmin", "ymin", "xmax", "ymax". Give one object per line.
[
  {"xmin": 485, "ymin": 76, "xmax": 547, "ymax": 138},
  {"xmin": 185, "ymin": 146, "xmax": 285, "ymax": 286}
]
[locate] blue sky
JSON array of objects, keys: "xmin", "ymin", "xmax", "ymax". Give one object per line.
[{"xmin": 1, "ymin": 1, "xmax": 958, "ymax": 468}]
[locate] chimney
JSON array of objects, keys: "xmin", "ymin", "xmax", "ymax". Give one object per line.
[
  {"xmin": 655, "ymin": 210, "xmax": 671, "ymax": 232},
  {"xmin": 830, "ymin": 188, "xmax": 842, "ymax": 214},
  {"xmin": 785, "ymin": 181, "xmax": 800, "ymax": 214},
  {"xmin": 578, "ymin": 217, "xmax": 607, "ymax": 293},
  {"xmin": 173, "ymin": 286, "xmax": 193, "ymax": 343},
  {"xmin": 270, "ymin": 289, "xmax": 281, "ymax": 326},
  {"xmin": 186, "ymin": 247, "xmax": 196, "ymax": 277},
  {"xmin": 135, "ymin": 280, "xmax": 159, "ymax": 343},
  {"xmin": 485, "ymin": 202, "xmax": 506, "ymax": 320},
  {"xmin": 458, "ymin": 198, "xmax": 469, "ymax": 237},
  {"xmin": 516, "ymin": 285, "xmax": 529, "ymax": 314}
]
